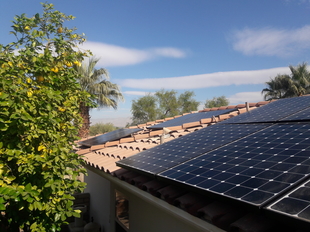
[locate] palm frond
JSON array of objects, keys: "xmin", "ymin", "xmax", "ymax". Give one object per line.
[{"xmin": 75, "ymin": 56, "xmax": 124, "ymax": 109}]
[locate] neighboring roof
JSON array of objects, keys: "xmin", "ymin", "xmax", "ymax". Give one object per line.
[
  {"xmin": 77, "ymin": 99, "xmax": 309, "ymax": 232},
  {"xmin": 77, "ymin": 101, "xmax": 267, "ymax": 172}
]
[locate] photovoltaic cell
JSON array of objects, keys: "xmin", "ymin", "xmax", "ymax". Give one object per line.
[
  {"xmin": 221, "ymin": 95, "xmax": 310, "ymax": 124},
  {"xmin": 158, "ymin": 123, "xmax": 310, "ymax": 207},
  {"xmin": 116, "ymin": 123, "xmax": 269, "ymax": 175},
  {"xmin": 280, "ymin": 107, "xmax": 310, "ymax": 122},
  {"xmin": 148, "ymin": 109, "xmax": 235, "ymax": 129},
  {"xmin": 79, "ymin": 128, "xmax": 142, "ymax": 147},
  {"xmin": 268, "ymin": 178, "xmax": 310, "ymax": 222}
]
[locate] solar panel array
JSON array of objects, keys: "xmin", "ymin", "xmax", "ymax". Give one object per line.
[
  {"xmin": 149, "ymin": 109, "xmax": 235, "ymax": 129},
  {"xmin": 220, "ymin": 96, "xmax": 310, "ymax": 124},
  {"xmin": 116, "ymin": 95, "xmax": 310, "ymax": 222},
  {"xmin": 117, "ymin": 123, "xmax": 268, "ymax": 175},
  {"xmin": 268, "ymin": 179, "xmax": 310, "ymax": 222},
  {"xmin": 280, "ymin": 107, "xmax": 310, "ymax": 122},
  {"xmin": 79, "ymin": 128, "xmax": 142, "ymax": 147},
  {"xmin": 158, "ymin": 123, "xmax": 310, "ymax": 206}
]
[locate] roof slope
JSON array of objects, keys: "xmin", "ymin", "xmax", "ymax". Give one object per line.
[{"xmin": 77, "ymin": 99, "xmax": 310, "ymax": 232}]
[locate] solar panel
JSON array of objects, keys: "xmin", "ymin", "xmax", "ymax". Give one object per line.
[
  {"xmin": 267, "ymin": 178, "xmax": 310, "ymax": 222},
  {"xmin": 221, "ymin": 96, "xmax": 310, "ymax": 124},
  {"xmin": 158, "ymin": 123, "xmax": 310, "ymax": 207},
  {"xmin": 280, "ymin": 106, "xmax": 310, "ymax": 122},
  {"xmin": 116, "ymin": 123, "xmax": 269, "ymax": 175},
  {"xmin": 148, "ymin": 109, "xmax": 235, "ymax": 129},
  {"xmin": 79, "ymin": 128, "xmax": 142, "ymax": 147}
]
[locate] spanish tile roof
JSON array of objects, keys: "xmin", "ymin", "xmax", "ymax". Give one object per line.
[{"xmin": 76, "ymin": 100, "xmax": 309, "ymax": 232}]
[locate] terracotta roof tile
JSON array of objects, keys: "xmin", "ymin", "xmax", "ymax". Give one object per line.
[
  {"xmin": 200, "ymin": 118, "xmax": 213, "ymax": 124},
  {"xmin": 198, "ymin": 201, "xmax": 246, "ymax": 231},
  {"xmin": 248, "ymin": 102, "xmax": 257, "ymax": 107},
  {"xmin": 119, "ymin": 171, "xmax": 140, "ymax": 183},
  {"xmin": 165, "ymin": 125, "xmax": 183, "ymax": 131},
  {"xmin": 226, "ymin": 105, "xmax": 237, "ymax": 109},
  {"xmin": 90, "ymin": 144, "xmax": 105, "ymax": 151},
  {"xmin": 76, "ymin": 148, "xmax": 91, "ymax": 155},
  {"xmin": 174, "ymin": 192, "xmax": 212, "ymax": 215},
  {"xmin": 182, "ymin": 121, "xmax": 201, "ymax": 128},
  {"xmin": 174, "ymin": 114, "xmax": 183, "ymax": 118},
  {"xmin": 256, "ymin": 101, "xmax": 269, "ymax": 106},
  {"xmin": 104, "ymin": 140, "xmax": 120, "ymax": 147},
  {"xmin": 200, "ymin": 108, "xmax": 211, "ymax": 112},
  {"xmin": 78, "ymin": 99, "xmax": 283, "ymax": 232},
  {"xmin": 119, "ymin": 137, "xmax": 135, "ymax": 143},
  {"xmin": 238, "ymin": 108, "xmax": 248, "ymax": 114},
  {"xmin": 130, "ymin": 175, "xmax": 153, "ymax": 189},
  {"xmin": 137, "ymin": 123, "xmax": 147, "ymax": 127},
  {"xmin": 236, "ymin": 104, "xmax": 246, "ymax": 108},
  {"xmin": 156, "ymin": 185, "xmax": 188, "ymax": 204},
  {"xmin": 149, "ymin": 130, "xmax": 164, "ymax": 136},
  {"xmin": 218, "ymin": 114, "xmax": 231, "ymax": 121},
  {"xmin": 133, "ymin": 133, "xmax": 150, "ymax": 140}
]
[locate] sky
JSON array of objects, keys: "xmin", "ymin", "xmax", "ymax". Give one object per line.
[{"xmin": 1, "ymin": 0, "xmax": 310, "ymax": 127}]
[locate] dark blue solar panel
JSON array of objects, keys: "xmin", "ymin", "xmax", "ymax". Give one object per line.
[
  {"xmin": 268, "ymin": 178, "xmax": 310, "ymax": 222},
  {"xmin": 79, "ymin": 128, "xmax": 142, "ymax": 147},
  {"xmin": 280, "ymin": 107, "xmax": 310, "ymax": 122},
  {"xmin": 148, "ymin": 109, "xmax": 235, "ymax": 129},
  {"xmin": 116, "ymin": 123, "xmax": 269, "ymax": 175},
  {"xmin": 158, "ymin": 123, "xmax": 310, "ymax": 207},
  {"xmin": 221, "ymin": 95, "xmax": 310, "ymax": 124}
]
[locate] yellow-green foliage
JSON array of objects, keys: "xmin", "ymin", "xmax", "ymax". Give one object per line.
[
  {"xmin": 0, "ymin": 3, "xmax": 92, "ymax": 232},
  {"xmin": 89, "ymin": 122, "xmax": 119, "ymax": 136}
]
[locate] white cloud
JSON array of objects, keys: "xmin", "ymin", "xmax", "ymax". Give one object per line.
[
  {"xmin": 124, "ymin": 91, "xmax": 154, "ymax": 96},
  {"xmin": 79, "ymin": 41, "xmax": 187, "ymax": 67},
  {"xmin": 151, "ymin": 48, "xmax": 186, "ymax": 58},
  {"xmin": 118, "ymin": 67, "xmax": 290, "ymax": 90},
  {"xmin": 228, "ymin": 91, "xmax": 264, "ymax": 104},
  {"xmin": 231, "ymin": 25, "xmax": 310, "ymax": 57}
]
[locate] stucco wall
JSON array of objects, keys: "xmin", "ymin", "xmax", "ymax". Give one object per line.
[
  {"xmin": 113, "ymin": 183, "xmax": 222, "ymax": 232},
  {"xmin": 84, "ymin": 170, "xmax": 111, "ymax": 232},
  {"xmin": 85, "ymin": 167, "xmax": 223, "ymax": 232}
]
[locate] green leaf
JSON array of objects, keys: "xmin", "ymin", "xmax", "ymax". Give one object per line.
[
  {"xmin": 34, "ymin": 201, "xmax": 42, "ymax": 210},
  {"xmin": 0, "ymin": 203, "xmax": 6, "ymax": 210},
  {"xmin": 30, "ymin": 222, "xmax": 38, "ymax": 230},
  {"xmin": 26, "ymin": 196, "xmax": 34, "ymax": 203}
]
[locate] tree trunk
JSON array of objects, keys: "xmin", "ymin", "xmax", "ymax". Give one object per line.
[{"xmin": 78, "ymin": 102, "xmax": 90, "ymax": 138}]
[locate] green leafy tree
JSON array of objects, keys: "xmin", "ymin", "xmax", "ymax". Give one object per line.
[
  {"xmin": 89, "ymin": 122, "xmax": 118, "ymax": 136},
  {"xmin": 130, "ymin": 90, "xmax": 200, "ymax": 125},
  {"xmin": 155, "ymin": 89, "xmax": 179, "ymax": 118},
  {"xmin": 75, "ymin": 57, "xmax": 124, "ymax": 138},
  {"xmin": 131, "ymin": 94, "xmax": 157, "ymax": 125},
  {"xmin": 0, "ymin": 3, "xmax": 91, "ymax": 231},
  {"xmin": 262, "ymin": 63, "xmax": 310, "ymax": 100},
  {"xmin": 178, "ymin": 91, "xmax": 200, "ymax": 114},
  {"xmin": 204, "ymin": 95, "xmax": 229, "ymax": 108}
]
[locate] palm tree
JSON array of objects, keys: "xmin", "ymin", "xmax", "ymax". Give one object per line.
[
  {"xmin": 76, "ymin": 57, "xmax": 124, "ymax": 138},
  {"xmin": 262, "ymin": 63, "xmax": 310, "ymax": 100},
  {"xmin": 261, "ymin": 74, "xmax": 292, "ymax": 100},
  {"xmin": 288, "ymin": 63, "xmax": 310, "ymax": 97}
]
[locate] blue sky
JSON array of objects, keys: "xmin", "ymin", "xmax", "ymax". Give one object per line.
[{"xmin": 1, "ymin": 0, "xmax": 310, "ymax": 126}]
